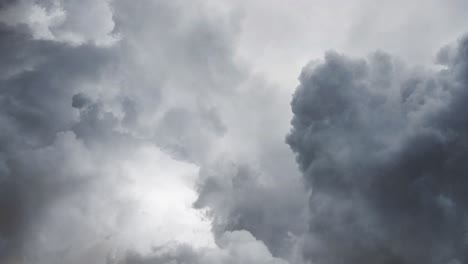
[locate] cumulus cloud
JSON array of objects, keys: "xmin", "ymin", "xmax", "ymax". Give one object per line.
[
  {"xmin": 287, "ymin": 35, "xmax": 468, "ymax": 263},
  {"xmin": 108, "ymin": 1, "xmax": 308, "ymax": 260},
  {"xmin": 194, "ymin": 158, "xmax": 307, "ymax": 260},
  {"xmin": 5, "ymin": 0, "xmax": 466, "ymax": 263},
  {"xmin": 119, "ymin": 230, "xmax": 288, "ymax": 264},
  {"xmin": 0, "ymin": 0, "xmax": 304, "ymax": 263},
  {"xmin": 0, "ymin": 11, "xmax": 116, "ymax": 260}
]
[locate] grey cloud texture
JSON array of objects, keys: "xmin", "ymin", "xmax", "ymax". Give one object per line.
[
  {"xmin": 0, "ymin": 18, "xmax": 115, "ymax": 261},
  {"xmin": 0, "ymin": 0, "xmax": 117, "ymax": 45},
  {"xmin": 194, "ymin": 159, "xmax": 307, "ymax": 260},
  {"xmin": 119, "ymin": 230, "xmax": 288, "ymax": 264},
  {"xmin": 287, "ymin": 36, "xmax": 468, "ymax": 263},
  {"xmin": 109, "ymin": 2, "xmax": 308, "ymax": 261},
  {"xmin": 3, "ymin": 0, "xmax": 468, "ymax": 263},
  {"xmin": 0, "ymin": 0, "xmax": 304, "ymax": 263}
]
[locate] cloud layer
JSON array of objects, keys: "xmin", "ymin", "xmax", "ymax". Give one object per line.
[
  {"xmin": 0, "ymin": 0, "xmax": 304, "ymax": 263},
  {"xmin": 2, "ymin": 0, "xmax": 468, "ymax": 263},
  {"xmin": 288, "ymin": 36, "xmax": 468, "ymax": 263}
]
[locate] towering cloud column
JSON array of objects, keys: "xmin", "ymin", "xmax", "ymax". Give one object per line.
[{"xmin": 287, "ymin": 38, "xmax": 468, "ymax": 264}]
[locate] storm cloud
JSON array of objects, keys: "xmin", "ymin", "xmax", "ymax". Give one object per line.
[
  {"xmin": 2, "ymin": 0, "xmax": 468, "ymax": 263},
  {"xmin": 287, "ymin": 36, "xmax": 468, "ymax": 263},
  {"xmin": 0, "ymin": 0, "xmax": 304, "ymax": 263}
]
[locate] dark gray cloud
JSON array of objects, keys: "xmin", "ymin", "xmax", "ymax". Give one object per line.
[
  {"xmin": 0, "ymin": 19, "xmax": 116, "ymax": 260},
  {"xmin": 109, "ymin": 2, "xmax": 308, "ymax": 261},
  {"xmin": 194, "ymin": 161, "xmax": 307, "ymax": 259},
  {"xmin": 189, "ymin": 76, "xmax": 309, "ymax": 261},
  {"xmin": 9, "ymin": 0, "xmax": 468, "ymax": 263},
  {"xmin": 287, "ymin": 36, "xmax": 468, "ymax": 263},
  {"xmin": 0, "ymin": 0, "xmax": 304, "ymax": 263},
  {"xmin": 0, "ymin": 0, "xmax": 171, "ymax": 262},
  {"xmin": 0, "ymin": 0, "xmax": 15, "ymax": 9}
]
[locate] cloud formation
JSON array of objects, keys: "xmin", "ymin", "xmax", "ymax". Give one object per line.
[
  {"xmin": 0, "ymin": 0, "xmax": 304, "ymax": 263},
  {"xmin": 0, "ymin": 6, "xmax": 116, "ymax": 260},
  {"xmin": 0, "ymin": 0, "xmax": 117, "ymax": 45},
  {"xmin": 2, "ymin": 0, "xmax": 468, "ymax": 263},
  {"xmin": 287, "ymin": 36, "xmax": 468, "ymax": 263},
  {"xmin": 119, "ymin": 230, "xmax": 288, "ymax": 264}
]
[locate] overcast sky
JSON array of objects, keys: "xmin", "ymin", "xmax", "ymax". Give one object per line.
[{"xmin": 1, "ymin": 1, "xmax": 468, "ymax": 263}]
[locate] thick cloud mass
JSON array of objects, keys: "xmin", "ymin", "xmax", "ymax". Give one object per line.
[
  {"xmin": 0, "ymin": 0, "xmax": 304, "ymax": 263},
  {"xmin": 3, "ymin": 0, "xmax": 468, "ymax": 263},
  {"xmin": 0, "ymin": 22, "xmax": 114, "ymax": 261},
  {"xmin": 119, "ymin": 231, "xmax": 288, "ymax": 264},
  {"xmin": 287, "ymin": 37, "xmax": 468, "ymax": 263}
]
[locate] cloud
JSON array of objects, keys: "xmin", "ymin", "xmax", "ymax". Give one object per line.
[
  {"xmin": 9, "ymin": 0, "xmax": 468, "ymax": 263},
  {"xmin": 108, "ymin": 1, "xmax": 309, "ymax": 260},
  {"xmin": 0, "ymin": 0, "xmax": 117, "ymax": 45},
  {"xmin": 0, "ymin": 0, "xmax": 304, "ymax": 263},
  {"xmin": 287, "ymin": 35, "xmax": 468, "ymax": 263},
  {"xmin": 194, "ymin": 159, "xmax": 307, "ymax": 260},
  {"xmin": 0, "ymin": 13, "xmax": 115, "ymax": 259},
  {"xmin": 118, "ymin": 230, "xmax": 288, "ymax": 264}
]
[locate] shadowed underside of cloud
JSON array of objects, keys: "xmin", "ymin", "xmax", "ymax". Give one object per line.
[
  {"xmin": 287, "ymin": 36, "xmax": 468, "ymax": 264},
  {"xmin": 0, "ymin": 0, "xmax": 304, "ymax": 263}
]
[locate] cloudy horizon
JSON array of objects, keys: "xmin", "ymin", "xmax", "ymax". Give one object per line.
[{"xmin": 1, "ymin": 1, "xmax": 468, "ymax": 263}]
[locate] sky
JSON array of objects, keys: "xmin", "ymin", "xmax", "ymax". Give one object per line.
[{"xmin": 1, "ymin": 0, "xmax": 468, "ymax": 263}]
